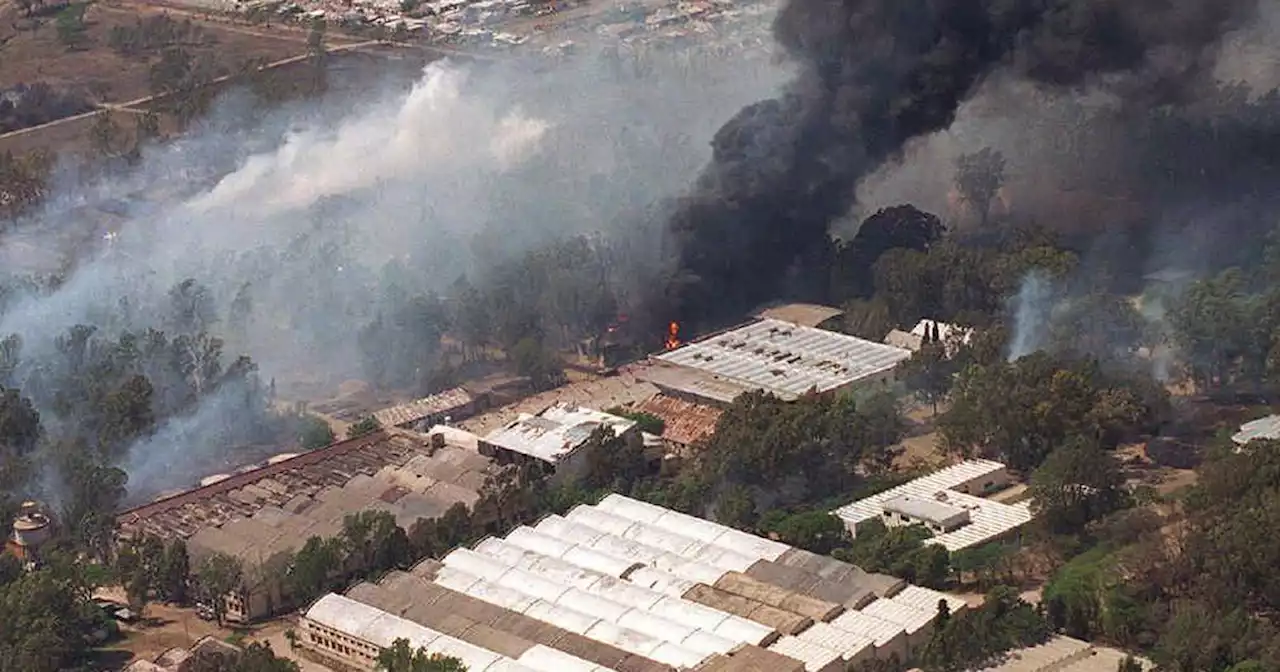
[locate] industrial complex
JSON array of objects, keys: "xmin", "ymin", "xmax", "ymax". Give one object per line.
[{"xmin": 296, "ymin": 494, "xmax": 965, "ymax": 672}]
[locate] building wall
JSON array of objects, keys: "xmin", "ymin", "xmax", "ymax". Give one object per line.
[
  {"xmin": 298, "ymin": 615, "xmax": 381, "ymax": 671},
  {"xmin": 950, "ymin": 468, "xmax": 1011, "ymax": 496}
]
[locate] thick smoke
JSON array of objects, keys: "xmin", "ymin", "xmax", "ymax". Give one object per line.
[
  {"xmin": 665, "ymin": 0, "xmax": 1260, "ymax": 327},
  {"xmin": 0, "ymin": 39, "xmax": 792, "ymax": 498}
]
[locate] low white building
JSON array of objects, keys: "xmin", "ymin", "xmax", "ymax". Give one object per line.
[
  {"xmin": 833, "ymin": 460, "xmax": 1033, "ymax": 552},
  {"xmin": 481, "ymin": 403, "xmax": 637, "ymax": 483}
]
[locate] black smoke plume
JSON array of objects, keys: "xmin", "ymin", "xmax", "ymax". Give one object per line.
[{"xmin": 664, "ymin": 0, "xmax": 1258, "ymax": 328}]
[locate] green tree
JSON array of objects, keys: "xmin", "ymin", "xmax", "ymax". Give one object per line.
[
  {"xmin": 606, "ymin": 408, "xmax": 665, "ymax": 436},
  {"xmin": 158, "ymin": 539, "xmax": 190, "ymax": 604},
  {"xmin": 288, "ymin": 537, "xmax": 339, "ymax": 602},
  {"xmin": 940, "ymin": 354, "xmax": 1160, "ymax": 472},
  {"xmin": 758, "ymin": 510, "xmax": 849, "ymax": 555},
  {"xmin": 126, "ymin": 566, "xmax": 151, "ymax": 617},
  {"xmin": 954, "ymin": 147, "xmax": 1006, "ymax": 228},
  {"xmin": 376, "ymin": 638, "xmax": 467, "ymax": 672},
  {"xmin": 194, "ymin": 552, "xmax": 244, "ymax": 626},
  {"xmin": 55, "ymin": 3, "xmax": 89, "ymax": 50},
  {"xmin": 510, "ymin": 337, "xmax": 566, "ymax": 391},
  {"xmin": 342, "ymin": 510, "xmax": 411, "ymax": 576},
  {"xmin": 1030, "ymin": 438, "xmax": 1129, "ymax": 536},
  {"xmin": 89, "ymin": 112, "xmax": 127, "ymax": 159},
  {"xmin": 305, "ymin": 18, "xmax": 328, "ymax": 95},
  {"xmin": 347, "ymin": 415, "xmax": 381, "ymax": 439},
  {"xmin": 298, "ymin": 414, "xmax": 335, "ymax": 450},
  {"xmin": 899, "ymin": 341, "xmax": 952, "ymax": 414}
]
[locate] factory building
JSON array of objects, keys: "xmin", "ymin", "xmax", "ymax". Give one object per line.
[
  {"xmin": 643, "ymin": 318, "xmax": 912, "ymax": 407},
  {"xmin": 833, "ymin": 460, "xmax": 1033, "ymax": 552},
  {"xmin": 481, "ymin": 403, "xmax": 638, "ymax": 484},
  {"xmin": 373, "ymin": 387, "xmax": 486, "ymax": 431},
  {"xmin": 115, "ymin": 427, "xmax": 500, "ymax": 622},
  {"xmin": 298, "ymin": 494, "xmax": 968, "ymax": 672}
]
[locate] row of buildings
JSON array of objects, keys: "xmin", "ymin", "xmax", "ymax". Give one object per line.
[
  {"xmin": 295, "ymin": 493, "xmax": 967, "ymax": 672},
  {"xmin": 111, "ymin": 306, "xmax": 1025, "ymax": 624}
]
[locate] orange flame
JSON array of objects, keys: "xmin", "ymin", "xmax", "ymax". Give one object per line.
[{"xmin": 664, "ymin": 321, "xmax": 681, "ymax": 350}]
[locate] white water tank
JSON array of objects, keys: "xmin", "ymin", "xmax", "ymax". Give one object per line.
[{"xmin": 12, "ymin": 502, "xmax": 51, "ymax": 549}]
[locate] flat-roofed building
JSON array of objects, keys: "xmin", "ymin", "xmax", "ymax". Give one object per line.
[
  {"xmin": 645, "ymin": 319, "xmax": 912, "ymax": 406},
  {"xmin": 833, "ymin": 460, "xmax": 1033, "ymax": 552},
  {"xmin": 481, "ymin": 404, "xmax": 637, "ymax": 484}
]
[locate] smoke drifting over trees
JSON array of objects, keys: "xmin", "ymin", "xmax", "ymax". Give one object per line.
[{"xmin": 665, "ymin": 0, "xmax": 1262, "ymax": 327}]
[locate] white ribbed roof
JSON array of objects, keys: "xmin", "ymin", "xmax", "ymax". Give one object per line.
[
  {"xmin": 518, "ymin": 645, "xmax": 611, "ymax": 672},
  {"xmin": 890, "ymin": 585, "xmax": 967, "ymax": 615},
  {"xmin": 766, "ymin": 635, "xmax": 843, "ymax": 672},
  {"xmin": 828, "ymin": 609, "xmax": 907, "ymax": 647},
  {"xmin": 597, "ymin": 494, "xmax": 790, "ymax": 562},
  {"xmin": 858, "ymin": 599, "xmax": 934, "ymax": 635},
  {"xmin": 654, "ymin": 319, "xmax": 912, "ymax": 400},
  {"xmin": 795, "ymin": 622, "xmax": 875, "ymax": 661},
  {"xmin": 832, "ymin": 460, "xmax": 1032, "ymax": 551}
]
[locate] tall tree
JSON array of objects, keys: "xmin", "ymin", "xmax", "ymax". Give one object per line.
[
  {"xmin": 1029, "ymin": 437, "xmax": 1130, "ymax": 536},
  {"xmin": 194, "ymin": 552, "xmax": 244, "ymax": 626}
]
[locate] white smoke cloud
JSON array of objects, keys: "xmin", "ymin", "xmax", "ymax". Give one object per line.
[
  {"xmin": 0, "ymin": 34, "xmax": 793, "ymax": 497},
  {"xmin": 1007, "ymin": 271, "xmax": 1054, "ymax": 362}
]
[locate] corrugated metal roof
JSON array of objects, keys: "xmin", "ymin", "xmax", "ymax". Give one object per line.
[
  {"xmin": 567, "ymin": 506, "xmax": 642, "ymax": 537},
  {"xmin": 794, "ymin": 622, "xmax": 874, "ymax": 662},
  {"xmin": 765, "ymin": 636, "xmax": 843, "ymax": 672},
  {"xmin": 598, "ymin": 495, "xmax": 790, "ymax": 562},
  {"xmin": 653, "ymin": 319, "xmax": 912, "ymax": 401},
  {"xmin": 889, "ymin": 586, "xmax": 967, "ymax": 615},
  {"xmin": 626, "ymin": 566, "xmax": 700, "ymax": 597},
  {"xmin": 505, "ymin": 527, "xmax": 576, "ymax": 559},
  {"xmin": 753, "ymin": 304, "xmax": 845, "ymax": 328},
  {"xmin": 828, "ymin": 609, "xmax": 906, "ymax": 647},
  {"xmin": 483, "ymin": 404, "xmax": 637, "ymax": 465},
  {"xmin": 519, "ymin": 645, "xmax": 613, "ymax": 672},
  {"xmin": 536, "ymin": 515, "xmax": 608, "ymax": 546},
  {"xmin": 373, "ymin": 387, "xmax": 475, "ymax": 428},
  {"xmin": 634, "ymin": 394, "xmax": 723, "ymax": 447},
  {"xmin": 858, "ymin": 600, "xmax": 933, "ymax": 635}
]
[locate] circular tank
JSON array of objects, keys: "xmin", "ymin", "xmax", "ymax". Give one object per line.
[
  {"xmin": 200, "ymin": 473, "xmax": 232, "ymax": 488},
  {"xmin": 267, "ymin": 452, "xmax": 300, "ymax": 465},
  {"xmin": 12, "ymin": 502, "xmax": 51, "ymax": 548}
]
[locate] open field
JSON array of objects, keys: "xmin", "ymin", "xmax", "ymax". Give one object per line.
[{"xmin": 0, "ymin": 1, "xmax": 335, "ymax": 104}]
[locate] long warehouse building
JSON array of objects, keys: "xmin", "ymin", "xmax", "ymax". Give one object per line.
[{"xmin": 299, "ymin": 494, "xmax": 968, "ymax": 672}]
